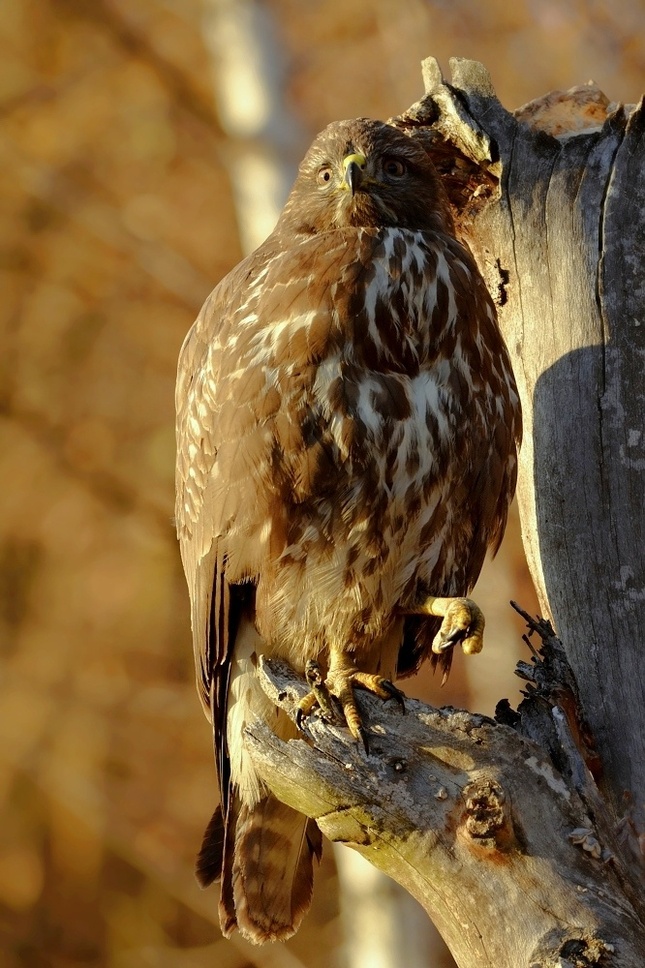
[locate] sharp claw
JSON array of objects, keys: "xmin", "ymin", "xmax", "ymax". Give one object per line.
[
  {"xmin": 412, "ymin": 596, "xmax": 484, "ymax": 658},
  {"xmin": 299, "ymin": 666, "xmax": 403, "ymax": 748},
  {"xmin": 437, "ymin": 631, "xmax": 462, "ymax": 650},
  {"xmin": 302, "ymin": 659, "xmax": 340, "ymax": 722},
  {"xmin": 305, "ymin": 658, "xmax": 323, "ymax": 687},
  {"xmin": 380, "ymin": 679, "xmax": 406, "ymax": 712},
  {"xmin": 357, "ymin": 726, "xmax": 370, "ymax": 754},
  {"xmin": 327, "ymin": 694, "xmax": 347, "ymax": 725}
]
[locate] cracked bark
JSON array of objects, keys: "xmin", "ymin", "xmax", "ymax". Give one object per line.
[{"xmin": 240, "ymin": 58, "xmax": 645, "ymax": 968}]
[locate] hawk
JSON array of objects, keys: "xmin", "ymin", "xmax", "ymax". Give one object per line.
[{"xmin": 175, "ymin": 118, "xmax": 521, "ymax": 944}]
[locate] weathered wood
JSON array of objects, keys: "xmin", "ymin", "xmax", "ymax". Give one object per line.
[
  {"xmin": 397, "ymin": 58, "xmax": 645, "ymax": 841},
  {"xmin": 246, "ymin": 658, "xmax": 645, "ymax": 968}
]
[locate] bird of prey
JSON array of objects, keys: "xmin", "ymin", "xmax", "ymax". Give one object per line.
[{"xmin": 175, "ymin": 117, "xmax": 521, "ymax": 944}]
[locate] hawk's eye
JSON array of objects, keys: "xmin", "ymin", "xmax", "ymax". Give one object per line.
[
  {"xmin": 317, "ymin": 166, "xmax": 333, "ymax": 187},
  {"xmin": 383, "ymin": 157, "xmax": 406, "ymax": 178}
]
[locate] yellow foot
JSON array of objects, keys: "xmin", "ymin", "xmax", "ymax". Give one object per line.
[
  {"xmin": 296, "ymin": 659, "xmax": 405, "ymax": 752},
  {"xmin": 299, "ymin": 659, "xmax": 342, "ymax": 723},
  {"xmin": 404, "ymin": 596, "xmax": 485, "ymax": 655}
]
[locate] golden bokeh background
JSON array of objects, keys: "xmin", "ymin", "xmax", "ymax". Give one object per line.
[{"xmin": 1, "ymin": 1, "xmax": 643, "ymax": 966}]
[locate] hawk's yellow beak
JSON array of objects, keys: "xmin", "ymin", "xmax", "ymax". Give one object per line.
[{"xmin": 343, "ymin": 152, "xmax": 367, "ymax": 195}]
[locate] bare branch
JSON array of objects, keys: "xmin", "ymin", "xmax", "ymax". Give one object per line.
[{"xmin": 246, "ymin": 658, "xmax": 645, "ymax": 967}]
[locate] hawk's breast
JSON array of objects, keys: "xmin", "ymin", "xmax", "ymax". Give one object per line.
[{"xmin": 236, "ymin": 226, "xmax": 512, "ymax": 665}]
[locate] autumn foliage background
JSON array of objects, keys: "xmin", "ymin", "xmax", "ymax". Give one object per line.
[{"xmin": 1, "ymin": 1, "xmax": 643, "ymax": 966}]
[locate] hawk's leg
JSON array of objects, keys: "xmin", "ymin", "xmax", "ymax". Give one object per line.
[
  {"xmin": 404, "ymin": 595, "xmax": 485, "ymax": 655},
  {"xmin": 298, "ymin": 659, "xmax": 343, "ymax": 724},
  {"xmin": 296, "ymin": 655, "xmax": 405, "ymax": 753}
]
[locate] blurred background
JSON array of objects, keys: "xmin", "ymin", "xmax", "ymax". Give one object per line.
[{"xmin": 1, "ymin": 1, "xmax": 643, "ymax": 966}]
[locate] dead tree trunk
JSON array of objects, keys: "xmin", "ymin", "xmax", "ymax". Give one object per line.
[{"xmin": 242, "ymin": 59, "xmax": 645, "ymax": 967}]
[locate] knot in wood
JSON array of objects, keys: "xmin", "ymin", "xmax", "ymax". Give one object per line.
[
  {"xmin": 530, "ymin": 932, "xmax": 616, "ymax": 968},
  {"xmin": 559, "ymin": 937, "xmax": 611, "ymax": 967},
  {"xmin": 462, "ymin": 777, "xmax": 510, "ymax": 846}
]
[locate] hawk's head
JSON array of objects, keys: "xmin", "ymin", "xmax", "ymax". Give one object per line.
[{"xmin": 278, "ymin": 118, "xmax": 453, "ymax": 237}]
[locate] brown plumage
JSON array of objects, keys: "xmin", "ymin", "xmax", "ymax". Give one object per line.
[{"xmin": 175, "ymin": 118, "xmax": 521, "ymax": 943}]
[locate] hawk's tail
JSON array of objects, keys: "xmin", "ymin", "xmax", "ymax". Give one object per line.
[{"xmin": 198, "ymin": 794, "xmax": 323, "ymax": 944}]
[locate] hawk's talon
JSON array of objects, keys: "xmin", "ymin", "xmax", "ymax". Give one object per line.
[
  {"xmin": 431, "ymin": 598, "xmax": 485, "ymax": 656},
  {"xmin": 295, "ymin": 690, "xmax": 319, "ymax": 732},
  {"xmin": 435, "ymin": 625, "xmax": 468, "ymax": 651},
  {"xmin": 375, "ymin": 677, "xmax": 406, "ymax": 712},
  {"xmin": 357, "ymin": 725, "xmax": 370, "ymax": 755},
  {"xmin": 403, "ymin": 595, "xmax": 485, "ymax": 656},
  {"xmin": 325, "ymin": 668, "xmax": 405, "ymax": 751},
  {"xmin": 297, "ymin": 660, "xmax": 345, "ymax": 729},
  {"xmin": 295, "ymin": 664, "xmax": 405, "ymax": 750},
  {"xmin": 304, "ymin": 658, "xmax": 323, "ymax": 689}
]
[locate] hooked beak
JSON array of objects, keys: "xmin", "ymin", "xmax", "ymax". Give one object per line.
[{"xmin": 342, "ymin": 152, "xmax": 367, "ymax": 196}]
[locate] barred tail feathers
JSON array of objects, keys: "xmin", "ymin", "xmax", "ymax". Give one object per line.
[{"xmin": 220, "ymin": 794, "xmax": 322, "ymax": 944}]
